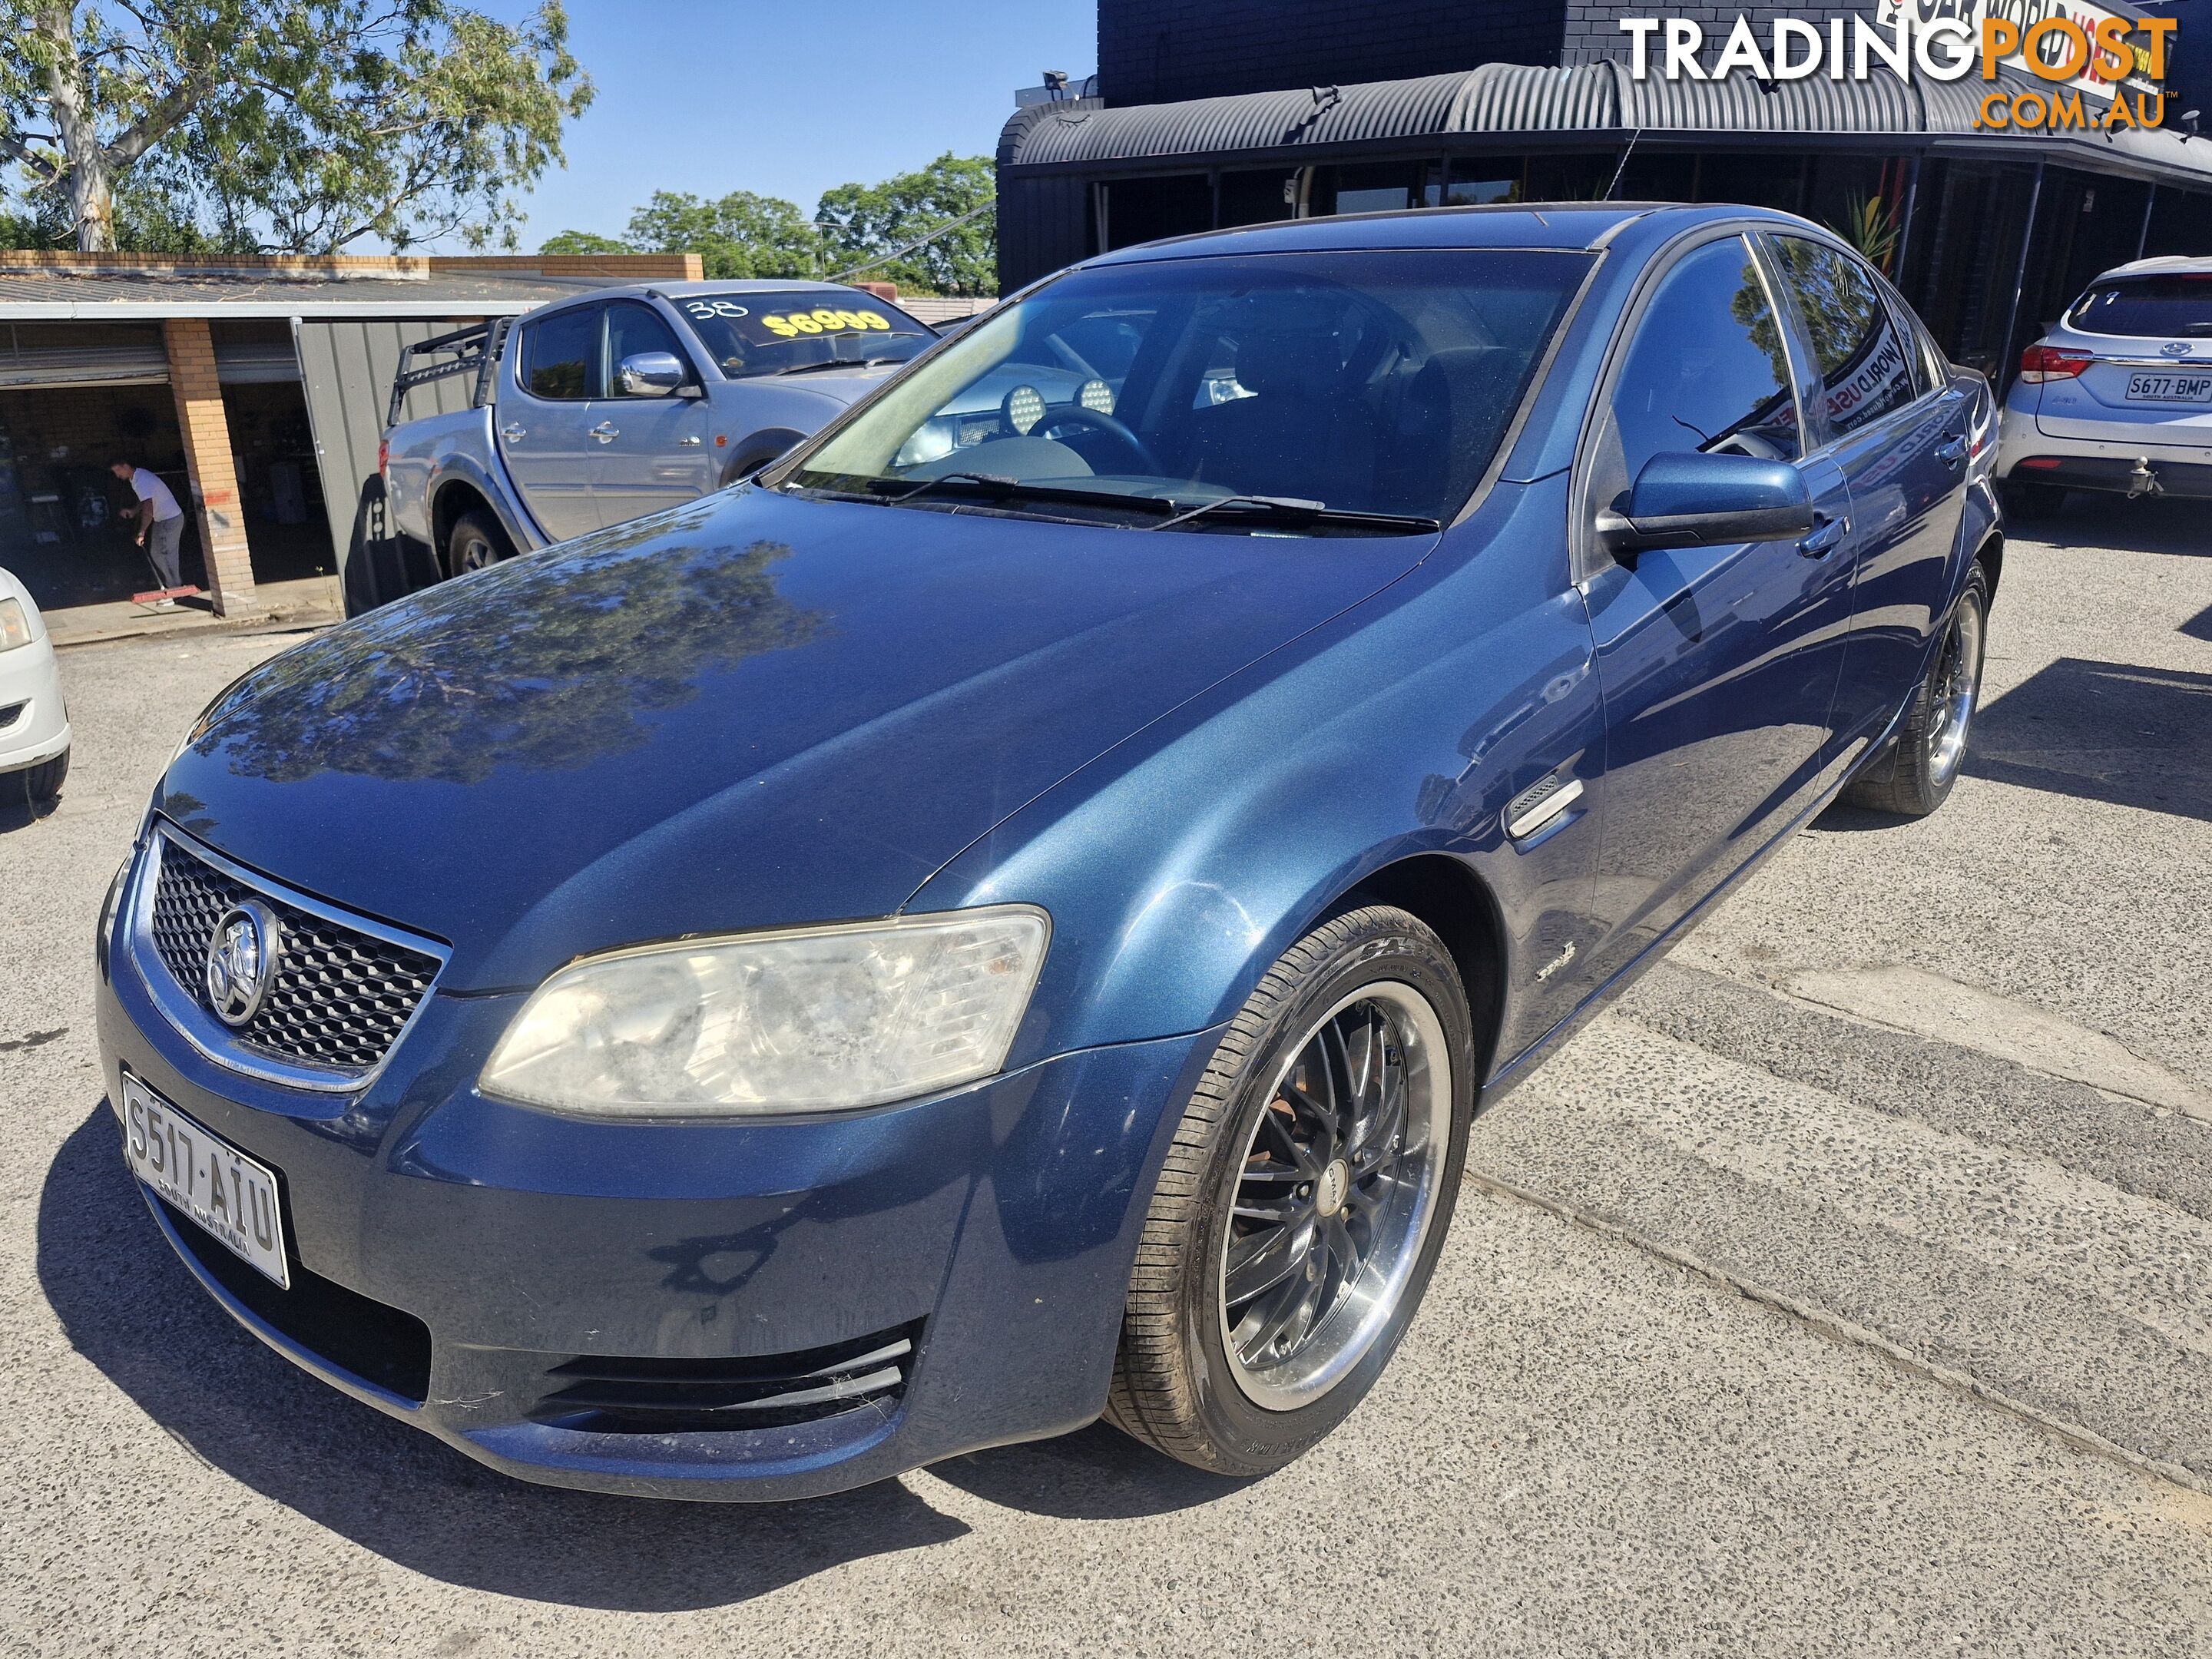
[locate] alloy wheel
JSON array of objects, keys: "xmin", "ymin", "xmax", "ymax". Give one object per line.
[
  {"xmin": 1217, "ymin": 980, "xmax": 1450, "ymax": 1410},
  {"xmin": 1926, "ymin": 591, "xmax": 1985, "ymax": 786}
]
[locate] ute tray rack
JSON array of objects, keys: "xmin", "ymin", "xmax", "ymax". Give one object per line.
[{"xmin": 386, "ymin": 317, "xmax": 513, "ymax": 429}]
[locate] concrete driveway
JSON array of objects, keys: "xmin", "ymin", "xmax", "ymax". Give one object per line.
[{"xmin": 4, "ymin": 497, "xmax": 2209, "ymax": 1657}]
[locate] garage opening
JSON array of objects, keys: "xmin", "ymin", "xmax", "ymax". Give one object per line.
[
  {"xmin": 0, "ymin": 324, "xmax": 187, "ymax": 611},
  {"xmin": 0, "ymin": 320, "xmax": 337, "ymax": 614}
]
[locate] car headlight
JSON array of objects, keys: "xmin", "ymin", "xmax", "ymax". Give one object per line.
[
  {"xmin": 479, "ymin": 906, "xmax": 1050, "ymax": 1118},
  {"xmin": 0, "ymin": 598, "xmax": 31, "ymax": 652}
]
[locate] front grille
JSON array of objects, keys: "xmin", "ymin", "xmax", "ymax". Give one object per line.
[
  {"xmin": 159, "ymin": 1197, "xmax": 433, "ymax": 1403},
  {"xmin": 531, "ymin": 1323, "xmax": 923, "ymax": 1434},
  {"xmin": 147, "ymin": 832, "xmax": 442, "ymax": 1075},
  {"xmin": 0, "ymin": 700, "xmax": 24, "ymax": 731}
]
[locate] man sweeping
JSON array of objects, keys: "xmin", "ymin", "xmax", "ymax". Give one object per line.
[{"xmin": 110, "ymin": 458, "xmax": 188, "ymax": 609}]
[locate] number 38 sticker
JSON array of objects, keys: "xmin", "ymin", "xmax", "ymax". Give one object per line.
[{"xmin": 763, "ymin": 307, "xmax": 892, "ymax": 338}]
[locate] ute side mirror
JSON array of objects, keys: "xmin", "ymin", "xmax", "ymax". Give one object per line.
[
  {"xmin": 1595, "ymin": 451, "xmax": 1814, "ymax": 561},
  {"xmin": 615, "ymin": 351, "xmax": 697, "ymax": 398}
]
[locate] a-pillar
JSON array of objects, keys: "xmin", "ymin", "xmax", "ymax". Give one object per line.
[{"xmin": 161, "ymin": 318, "xmax": 257, "ymax": 616}]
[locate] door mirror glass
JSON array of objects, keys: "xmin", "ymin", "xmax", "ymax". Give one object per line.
[
  {"xmin": 615, "ymin": 351, "xmax": 689, "ymax": 397},
  {"xmin": 1597, "ymin": 451, "xmax": 1815, "ymax": 556}
]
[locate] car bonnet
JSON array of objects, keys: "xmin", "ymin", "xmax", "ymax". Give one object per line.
[{"xmin": 161, "ymin": 485, "xmax": 1434, "ymax": 990}]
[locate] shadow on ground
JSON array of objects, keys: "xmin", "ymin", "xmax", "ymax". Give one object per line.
[
  {"xmin": 1965, "ymin": 656, "xmax": 2212, "ymax": 824},
  {"xmin": 2012, "ymin": 495, "xmax": 2212, "ymax": 558},
  {"xmin": 38, "ymin": 1108, "xmax": 1241, "ymax": 1611}
]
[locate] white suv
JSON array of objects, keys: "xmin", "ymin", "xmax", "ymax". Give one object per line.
[{"xmin": 1995, "ymin": 255, "xmax": 2212, "ymax": 518}]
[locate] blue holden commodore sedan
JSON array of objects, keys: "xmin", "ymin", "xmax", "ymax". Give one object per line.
[{"xmin": 96, "ymin": 203, "xmax": 1998, "ymax": 1499}]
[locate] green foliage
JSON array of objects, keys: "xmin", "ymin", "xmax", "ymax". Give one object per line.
[
  {"xmin": 536, "ymin": 228, "xmax": 628, "ymax": 257},
  {"xmin": 627, "ymin": 189, "xmax": 820, "ymax": 280},
  {"xmin": 0, "ymin": 0, "xmax": 594, "ymax": 253},
  {"xmin": 542, "ymin": 154, "xmax": 998, "ymax": 296},
  {"xmin": 1833, "ymin": 192, "xmax": 1902, "ymax": 276},
  {"xmin": 817, "ymin": 154, "xmax": 995, "ymax": 296}
]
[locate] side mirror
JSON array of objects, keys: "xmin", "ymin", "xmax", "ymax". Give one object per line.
[
  {"xmin": 1595, "ymin": 451, "xmax": 1814, "ymax": 560},
  {"xmin": 615, "ymin": 351, "xmax": 692, "ymax": 398}
]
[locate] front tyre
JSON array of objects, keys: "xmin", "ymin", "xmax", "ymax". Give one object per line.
[
  {"xmin": 1846, "ymin": 563, "xmax": 1990, "ymax": 818},
  {"xmin": 1107, "ymin": 906, "xmax": 1474, "ymax": 1475}
]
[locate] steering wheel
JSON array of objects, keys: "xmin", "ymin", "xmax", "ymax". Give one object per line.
[{"xmin": 1035, "ymin": 403, "xmax": 1162, "ymax": 475}]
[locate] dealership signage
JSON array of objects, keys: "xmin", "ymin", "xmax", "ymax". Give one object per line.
[{"xmin": 1618, "ymin": 8, "xmax": 2175, "ymax": 130}]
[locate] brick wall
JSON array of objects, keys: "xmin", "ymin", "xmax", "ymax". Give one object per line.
[
  {"xmin": 1098, "ymin": 0, "xmax": 1568, "ymax": 105},
  {"xmin": 1564, "ymin": 0, "xmax": 1883, "ymax": 66},
  {"xmin": 163, "ymin": 319, "xmax": 255, "ymax": 614}
]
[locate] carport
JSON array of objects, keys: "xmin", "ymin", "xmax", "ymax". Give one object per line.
[{"xmin": 0, "ymin": 251, "xmax": 700, "ymax": 618}]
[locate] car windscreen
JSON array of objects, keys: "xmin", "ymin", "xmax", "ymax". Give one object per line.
[
  {"xmin": 2065, "ymin": 274, "xmax": 2212, "ymax": 338},
  {"xmin": 674, "ymin": 292, "xmax": 936, "ymax": 379},
  {"xmin": 777, "ymin": 248, "xmax": 1594, "ymax": 531}
]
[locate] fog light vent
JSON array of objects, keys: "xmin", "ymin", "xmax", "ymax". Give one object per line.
[{"xmin": 531, "ymin": 1322, "xmax": 922, "ymax": 1434}]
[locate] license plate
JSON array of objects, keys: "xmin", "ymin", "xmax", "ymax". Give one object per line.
[
  {"xmin": 121, "ymin": 1072, "xmax": 290, "ymax": 1287},
  {"xmin": 2125, "ymin": 373, "xmax": 2212, "ymax": 403}
]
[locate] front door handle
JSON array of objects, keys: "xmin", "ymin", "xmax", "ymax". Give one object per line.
[
  {"xmin": 1935, "ymin": 435, "xmax": 1969, "ymax": 468},
  {"xmin": 1798, "ymin": 514, "xmax": 1849, "ymax": 559},
  {"xmin": 590, "ymin": 422, "xmax": 620, "ymax": 444},
  {"xmin": 500, "ymin": 423, "xmax": 527, "ymax": 442}
]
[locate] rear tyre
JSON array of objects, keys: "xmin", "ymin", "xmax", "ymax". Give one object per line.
[
  {"xmin": 1106, "ymin": 906, "xmax": 1475, "ymax": 1476},
  {"xmin": 1845, "ymin": 564, "xmax": 1990, "ymax": 819},
  {"xmin": 445, "ymin": 509, "xmax": 512, "ymax": 579},
  {"xmin": 2001, "ymin": 478, "xmax": 2067, "ymax": 521},
  {"xmin": 17, "ymin": 747, "xmax": 68, "ymax": 805}
]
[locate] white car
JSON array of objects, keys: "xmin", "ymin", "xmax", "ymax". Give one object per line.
[
  {"xmin": 0, "ymin": 566, "xmax": 69, "ymax": 803},
  {"xmin": 1995, "ymin": 255, "xmax": 2212, "ymax": 518}
]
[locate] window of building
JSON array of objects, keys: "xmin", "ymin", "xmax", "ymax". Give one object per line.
[{"xmin": 1102, "ymin": 175, "xmax": 1214, "ymax": 250}]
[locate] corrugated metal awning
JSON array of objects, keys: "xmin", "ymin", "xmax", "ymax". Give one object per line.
[
  {"xmin": 0, "ymin": 339, "xmax": 168, "ymax": 389},
  {"xmin": 1003, "ymin": 60, "xmax": 2212, "ymax": 187}
]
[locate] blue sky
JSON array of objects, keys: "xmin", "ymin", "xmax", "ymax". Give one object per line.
[{"xmin": 482, "ymin": 0, "xmax": 1095, "ymax": 251}]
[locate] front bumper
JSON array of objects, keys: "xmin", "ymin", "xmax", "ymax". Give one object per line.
[
  {"xmin": 96, "ymin": 872, "xmax": 1217, "ymax": 1501},
  {"xmin": 0, "ymin": 635, "xmax": 68, "ymax": 773}
]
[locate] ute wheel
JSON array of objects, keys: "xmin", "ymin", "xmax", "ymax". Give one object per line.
[
  {"xmin": 16, "ymin": 747, "xmax": 68, "ymax": 805},
  {"xmin": 1846, "ymin": 565, "xmax": 1990, "ymax": 818},
  {"xmin": 445, "ymin": 509, "xmax": 512, "ymax": 579},
  {"xmin": 2002, "ymin": 478, "xmax": 2067, "ymax": 521},
  {"xmin": 1107, "ymin": 905, "xmax": 1474, "ymax": 1476}
]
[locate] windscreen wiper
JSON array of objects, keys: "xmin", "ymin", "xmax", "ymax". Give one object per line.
[
  {"xmin": 1149, "ymin": 494, "xmax": 1441, "ymax": 535},
  {"xmin": 776, "ymin": 356, "xmax": 906, "ymax": 376},
  {"xmin": 869, "ymin": 472, "xmax": 1181, "ymax": 517}
]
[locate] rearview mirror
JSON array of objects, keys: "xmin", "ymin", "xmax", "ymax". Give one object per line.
[
  {"xmin": 1595, "ymin": 451, "xmax": 1814, "ymax": 559},
  {"xmin": 616, "ymin": 351, "xmax": 693, "ymax": 398}
]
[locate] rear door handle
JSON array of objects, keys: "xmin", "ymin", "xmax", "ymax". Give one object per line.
[
  {"xmin": 1798, "ymin": 514, "xmax": 1849, "ymax": 559},
  {"xmin": 591, "ymin": 422, "xmax": 620, "ymax": 444},
  {"xmin": 500, "ymin": 423, "xmax": 527, "ymax": 442},
  {"xmin": 1935, "ymin": 435, "xmax": 1969, "ymax": 468},
  {"xmin": 678, "ymin": 435, "xmax": 702, "ymax": 446}
]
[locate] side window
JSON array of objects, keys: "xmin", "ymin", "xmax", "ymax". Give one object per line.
[
  {"xmin": 1770, "ymin": 237, "xmax": 1919, "ymax": 437},
  {"xmin": 1601, "ymin": 236, "xmax": 1802, "ymax": 510},
  {"xmin": 606, "ymin": 302, "xmax": 690, "ymax": 396},
  {"xmin": 520, "ymin": 306, "xmax": 601, "ymax": 400}
]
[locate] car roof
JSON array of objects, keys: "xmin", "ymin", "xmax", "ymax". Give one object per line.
[
  {"xmin": 2089, "ymin": 253, "xmax": 2212, "ymax": 283},
  {"xmin": 1079, "ymin": 201, "xmax": 1824, "ymax": 268},
  {"xmin": 581, "ymin": 279, "xmax": 899, "ymax": 302}
]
